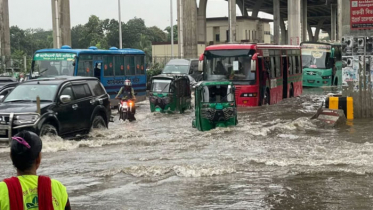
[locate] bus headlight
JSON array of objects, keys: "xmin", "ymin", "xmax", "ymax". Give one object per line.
[
  {"xmin": 322, "ymin": 76, "xmax": 332, "ymax": 79},
  {"xmin": 13, "ymin": 114, "xmax": 39, "ymax": 125}
]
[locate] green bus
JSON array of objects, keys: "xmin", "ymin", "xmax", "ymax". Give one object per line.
[{"xmin": 301, "ymin": 42, "xmax": 342, "ymax": 87}]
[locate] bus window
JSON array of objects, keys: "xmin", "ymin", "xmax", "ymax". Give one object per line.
[
  {"xmin": 290, "ymin": 56, "xmax": 296, "ymax": 74},
  {"xmin": 295, "ymin": 56, "xmax": 300, "ymax": 74},
  {"xmin": 270, "ymin": 57, "xmax": 276, "ymax": 78},
  {"xmin": 124, "ymin": 56, "xmax": 135, "ymax": 75},
  {"xmin": 135, "ymin": 56, "xmax": 144, "ymax": 75},
  {"xmin": 115, "ymin": 56, "xmax": 124, "ymax": 76},
  {"xmin": 275, "ymin": 56, "xmax": 281, "ymax": 77},
  {"xmin": 77, "ymin": 60, "xmax": 93, "ymax": 76},
  {"xmin": 104, "ymin": 56, "xmax": 114, "ymax": 76}
]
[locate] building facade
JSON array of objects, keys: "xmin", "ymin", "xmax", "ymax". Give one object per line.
[
  {"xmin": 151, "ymin": 16, "xmax": 272, "ymax": 64},
  {"xmin": 206, "ymin": 16, "xmax": 271, "ymax": 45}
]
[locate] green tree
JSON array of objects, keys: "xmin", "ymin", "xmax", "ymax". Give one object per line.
[
  {"xmin": 164, "ymin": 25, "xmax": 178, "ymax": 42},
  {"xmin": 147, "ymin": 26, "xmax": 167, "ymax": 43},
  {"xmin": 71, "ymin": 24, "xmax": 85, "ymax": 48}
]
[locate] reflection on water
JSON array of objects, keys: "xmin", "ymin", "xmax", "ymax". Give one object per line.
[{"xmin": 0, "ymin": 88, "xmax": 372, "ymax": 209}]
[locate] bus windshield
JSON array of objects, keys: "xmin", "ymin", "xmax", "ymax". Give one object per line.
[
  {"xmin": 152, "ymin": 79, "xmax": 172, "ymax": 93},
  {"xmin": 203, "ymin": 49, "xmax": 256, "ymax": 84},
  {"xmin": 32, "ymin": 53, "xmax": 76, "ymax": 77},
  {"xmin": 301, "ymin": 44, "xmax": 331, "ymax": 69}
]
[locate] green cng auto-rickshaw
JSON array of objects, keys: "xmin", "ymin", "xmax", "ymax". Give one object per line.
[
  {"xmin": 192, "ymin": 81, "xmax": 238, "ymax": 131},
  {"xmin": 149, "ymin": 74, "xmax": 192, "ymax": 113}
]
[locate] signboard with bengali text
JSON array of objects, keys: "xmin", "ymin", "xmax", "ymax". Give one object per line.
[
  {"xmin": 350, "ymin": 0, "xmax": 373, "ymax": 30},
  {"xmin": 34, "ymin": 53, "xmax": 76, "ymax": 61}
]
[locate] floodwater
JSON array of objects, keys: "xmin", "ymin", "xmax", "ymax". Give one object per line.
[{"xmin": 1, "ymin": 88, "xmax": 373, "ymax": 209}]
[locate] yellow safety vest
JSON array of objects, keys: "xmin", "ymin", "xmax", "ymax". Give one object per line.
[{"xmin": 0, "ymin": 175, "xmax": 68, "ymax": 210}]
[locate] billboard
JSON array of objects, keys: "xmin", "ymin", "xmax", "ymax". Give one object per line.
[{"xmin": 350, "ymin": 0, "xmax": 373, "ymax": 30}]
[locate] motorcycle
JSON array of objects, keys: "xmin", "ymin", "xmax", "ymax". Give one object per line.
[{"xmin": 118, "ymin": 99, "xmax": 136, "ymax": 122}]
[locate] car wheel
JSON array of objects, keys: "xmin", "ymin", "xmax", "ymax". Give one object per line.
[
  {"xmin": 91, "ymin": 115, "xmax": 107, "ymax": 129},
  {"xmin": 40, "ymin": 123, "xmax": 58, "ymax": 136}
]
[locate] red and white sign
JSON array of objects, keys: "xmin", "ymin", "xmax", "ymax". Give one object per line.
[{"xmin": 350, "ymin": 0, "xmax": 373, "ymax": 30}]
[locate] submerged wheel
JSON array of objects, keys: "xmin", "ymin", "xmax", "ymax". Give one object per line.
[
  {"xmin": 40, "ymin": 123, "xmax": 58, "ymax": 137},
  {"xmin": 263, "ymin": 89, "xmax": 270, "ymax": 105},
  {"xmin": 91, "ymin": 115, "xmax": 106, "ymax": 129}
]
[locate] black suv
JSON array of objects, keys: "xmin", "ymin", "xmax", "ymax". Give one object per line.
[{"xmin": 0, "ymin": 77, "xmax": 111, "ymax": 143}]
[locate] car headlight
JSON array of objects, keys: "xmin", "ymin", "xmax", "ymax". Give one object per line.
[{"xmin": 13, "ymin": 114, "xmax": 39, "ymax": 125}]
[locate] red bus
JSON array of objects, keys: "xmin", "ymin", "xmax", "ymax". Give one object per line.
[{"xmin": 200, "ymin": 44, "xmax": 302, "ymax": 106}]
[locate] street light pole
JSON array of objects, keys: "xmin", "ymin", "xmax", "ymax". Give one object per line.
[
  {"xmin": 54, "ymin": 0, "xmax": 60, "ymax": 48},
  {"xmin": 118, "ymin": 0, "xmax": 122, "ymax": 49},
  {"xmin": 170, "ymin": 0, "xmax": 174, "ymax": 58}
]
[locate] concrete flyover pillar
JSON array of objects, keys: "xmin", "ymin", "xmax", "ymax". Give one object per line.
[
  {"xmin": 0, "ymin": 0, "xmax": 11, "ymax": 69},
  {"xmin": 280, "ymin": 17, "xmax": 287, "ymax": 44},
  {"xmin": 331, "ymin": 4, "xmax": 337, "ymax": 41},
  {"xmin": 301, "ymin": 0, "xmax": 307, "ymax": 42},
  {"xmin": 273, "ymin": 0, "xmax": 281, "ymax": 44},
  {"xmin": 228, "ymin": 0, "xmax": 237, "ymax": 43},
  {"xmin": 180, "ymin": 0, "xmax": 198, "ymax": 59},
  {"xmin": 251, "ymin": 0, "xmax": 263, "ymax": 18},
  {"xmin": 287, "ymin": 0, "xmax": 301, "ymax": 45},
  {"xmin": 197, "ymin": 0, "xmax": 207, "ymax": 44},
  {"xmin": 51, "ymin": 0, "xmax": 71, "ymax": 48},
  {"xmin": 237, "ymin": 0, "xmax": 248, "ymax": 17}
]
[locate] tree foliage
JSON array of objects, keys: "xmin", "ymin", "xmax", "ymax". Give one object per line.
[
  {"xmin": 10, "ymin": 16, "xmax": 168, "ymax": 65},
  {"xmin": 164, "ymin": 25, "xmax": 178, "ymax": 42}
]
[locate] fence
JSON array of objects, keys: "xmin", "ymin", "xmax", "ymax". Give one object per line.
[{"xmin": 341, "ymin": 36, "xmax": 373, "ymax": 118}]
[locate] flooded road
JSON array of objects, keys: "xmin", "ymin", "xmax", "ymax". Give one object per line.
[{"xmin": 1, "ymin": 88, "xmax": 373, "ymax": 209}]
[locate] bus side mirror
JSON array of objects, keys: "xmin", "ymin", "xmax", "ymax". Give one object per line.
[
  {"xmin": 251, "ymin": 60, "xmax": 257, "ymax": 72},
  {"xmin": 251, "ymin": 53, "xmax": 258, "ymax": 72},
  {"xmin": 198, "ymin": 60, "xmax": 203, "ymax": 72}
]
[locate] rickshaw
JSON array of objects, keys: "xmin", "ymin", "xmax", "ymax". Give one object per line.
[
  {"xmin": 149, "ymin": 74, "xmax": 192, "ymax": 113},
  {"xmin": 192, "ymin": 81, "xmax": 238, "ymax": 131}
]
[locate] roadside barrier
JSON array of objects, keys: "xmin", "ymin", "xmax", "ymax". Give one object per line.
[{"xmin": 325, "ymin": 97, "xmax": 354, "ymax": 120}]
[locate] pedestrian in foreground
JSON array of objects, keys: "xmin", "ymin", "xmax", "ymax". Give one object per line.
[{"xmin": 0, "ymin": 131, "xmax": 71, "ymax": 210}]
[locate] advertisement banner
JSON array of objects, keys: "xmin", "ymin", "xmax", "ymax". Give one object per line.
[
  {"xmin": 350, "ymin": 0, "xmax": 373, "ymax": 30},
  {"xmin": 342, "ymin": 56, "xmax": 359, "ymax": 87}
]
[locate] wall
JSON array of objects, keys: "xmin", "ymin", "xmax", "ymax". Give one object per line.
[
  {"xmin": 152, "ymin": 43, "xmax": 205, "ymax": 65},
  {"xmin": 206, "ymin": 17, "xmax": 271, "ymax": 44}
]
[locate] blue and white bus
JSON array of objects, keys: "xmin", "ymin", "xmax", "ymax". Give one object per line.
[{"xmin": 30, "ymin": 45, "xmax": 147, "ymax": 102}]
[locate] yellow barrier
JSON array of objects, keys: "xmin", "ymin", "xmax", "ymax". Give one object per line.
[{"xmin": 325, "ymin": 97, "xmax": 354, "ymax": 120}]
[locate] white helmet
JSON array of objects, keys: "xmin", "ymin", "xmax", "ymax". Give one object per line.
[{"xmin": 125, "ymin": 79, "xmax": 132, "ymax": 86}]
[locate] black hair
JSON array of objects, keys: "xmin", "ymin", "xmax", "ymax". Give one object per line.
[{"xmin": 10, "ymin": 131, "xmax": 43, "ymax": 172}]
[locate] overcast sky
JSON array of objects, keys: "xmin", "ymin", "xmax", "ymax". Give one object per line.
[
  {"xmin": 9, "ymin": 0, "xmax": 231, "ymax": 30},
  {"xmin": 9, "ymin": 0, "xmax": 272, "ymax": 31}
]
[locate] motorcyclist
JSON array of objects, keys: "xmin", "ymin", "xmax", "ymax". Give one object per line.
[
  {"xmin": 115, "ymin": 79, "xmax": 136, "ymax": 101},
  {"xmin": 115, "ymin": 79, "xmax": 136, "ymax": 120}
]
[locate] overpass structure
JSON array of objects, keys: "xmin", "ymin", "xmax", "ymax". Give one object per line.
[
  {"xmin": 178, "ymin": 0, "xmax": 342, "ymax": 58},
  {"xmin": 0, "ymin": 0, "xmax": 371, "ymax": 67}
]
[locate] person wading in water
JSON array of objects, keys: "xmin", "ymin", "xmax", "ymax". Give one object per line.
[{"xmin": 0, "ymin": 131, "xmax": 71, "ymax": 210}]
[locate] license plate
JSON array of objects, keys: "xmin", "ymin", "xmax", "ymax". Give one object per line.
[
  {"xmin": 308, "ymin": 80, "xmax": 315, "ymax": 83},
  {"xmin": 0, "ymin": 130, "xmax": 6, "ymax": 135}
]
